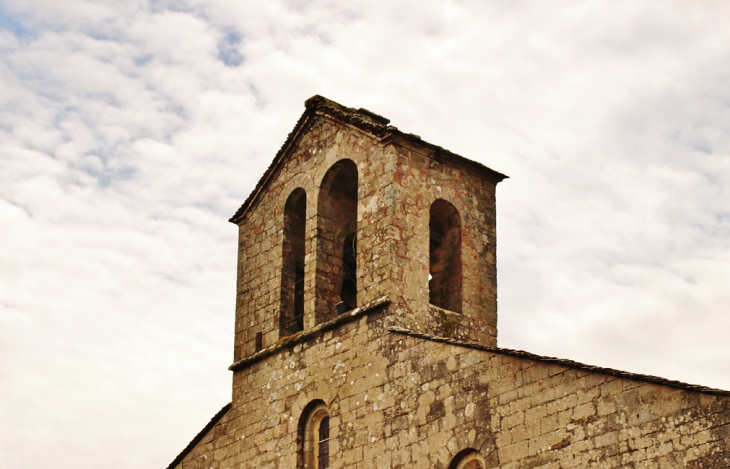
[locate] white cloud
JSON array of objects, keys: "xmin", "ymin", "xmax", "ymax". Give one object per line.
[{"xmin": 2, "ymin": 1, "xmax": 730, "ymax": 467}]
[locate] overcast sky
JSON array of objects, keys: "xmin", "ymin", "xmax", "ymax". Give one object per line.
[{"xmin": 2, "ymin": 1, "xmax": 730, "ymax": 468}]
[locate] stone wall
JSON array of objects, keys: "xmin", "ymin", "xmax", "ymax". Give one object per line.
[
  {"xmin": 174, "ymin": 305, "xmax": 730, "ymax": 469},
  {"xmin": 173, "ymin": 97, "xmax": 729, "ymax": 468},
  {"xmin": 232, "ymin": 108, "xmax": 501, "ymax": 361},
  {"xmin": 385, "ymin": 136, "xmax": 499, "ymax": 345},
  {"xmin": 232, "ymin": 114, "xmax": 398, "ymax": 361}
]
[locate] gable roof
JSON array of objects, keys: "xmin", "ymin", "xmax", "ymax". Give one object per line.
[
  {"xmin": 166, "ymin": 402, "xmax": 232, "ymax": 469},
  {"xmin": 229, "ymin": 95, "xmax": 508, "ymax": 224},
  {"xmin": 390, "ymin": 327, "xmax": 730, "ymax": 397}
]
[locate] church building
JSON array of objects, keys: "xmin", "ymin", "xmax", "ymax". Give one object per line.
[{"xmin": 168, "ymin": 95, "xmax": 730, "ymax": 468}]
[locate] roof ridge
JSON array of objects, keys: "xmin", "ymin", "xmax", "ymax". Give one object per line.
[
  {"xmin": 388, "ymin": 326, "xmax": 730, "ymax": 397},
  {"xmin": 229, "ymin": 95, "xmax": 507, "ymax": 224},
  {"xmin": 305, "ymin": 94, "xmax": 394, "ymax": 137}
]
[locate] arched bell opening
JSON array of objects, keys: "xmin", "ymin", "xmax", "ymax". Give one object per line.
[
  {"xmin": 429, "ymin": 199, "xmax": 462, "ymax": 313},
  {"xmin": 280, "ymin": 188, "xmax": 306, "ymax": 336},
  {"xmin": 316, "ymin": 159, "xmax": 358, "ymax": 321}
]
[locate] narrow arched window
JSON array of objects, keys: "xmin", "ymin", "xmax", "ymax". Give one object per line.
[
  {"xmin": 281, "ymin": 188, "xmax": 306, "ymax": 336},
  {"xmin": 316, "ymin": 159, "xmax": 358, "ymax": 321},
  {"xmin": 429, "ymin": 199, "xmax": 462, "ymax": 313},
  {"xmin": 317, "ymin": 416, "xmax": 330, "ymax": 469},
  {"xmin": 298, "ymin": 401, "xmax": 331, "ymax": 469}
]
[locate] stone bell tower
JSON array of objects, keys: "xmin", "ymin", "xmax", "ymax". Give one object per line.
[
  {"xmin": 171, "ymin": 96, "xmax": 730, "ymax": 469},
  {"xmin": 228, "ymin": 95, "xmax": 506, "ymax": 363}
]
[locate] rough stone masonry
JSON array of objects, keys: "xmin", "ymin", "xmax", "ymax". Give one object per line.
[{"xmin": 169, "ymin": 95, "xmax": 730, "ymax": 469}]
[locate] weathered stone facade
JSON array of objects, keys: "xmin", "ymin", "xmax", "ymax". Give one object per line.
[{"xmin": 169, "ymin": 96, "xmax": 730, "ymax": 469}]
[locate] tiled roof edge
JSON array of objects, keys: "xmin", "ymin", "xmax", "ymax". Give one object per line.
[
  {"xmin": 166, "ymin": 402, "xmax": 232, "ymax": 469},
  {"xmin": 228, "ymin": 105, "xmax": 314, "ymax": 224},
  {"xmin": 229, "ymin": 95, "xmax": 507, "ymax": 224},
  {"xmin": 305, "ymin": 94, "xmax": 394, "ymax": 136},
  {"xmin": 389, "ymin": 327, "xmax": 730, "ymax": 397}
]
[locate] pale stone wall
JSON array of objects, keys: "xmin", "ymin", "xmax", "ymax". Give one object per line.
[
  {"xmin": 393, "ymin": 331, "xmax": 730, "ymax": 469},
  {"xmin": 233, "ymin": 109, "xmax": 500, "ymax": 361},
  {"xmin": 232, "ymin": 114, "xmax": 399, "ymax": 360},
  {"xmin": 175, "ymin": 306, "xmax": 730, "ymax": 469},
  {"xmin": 384, "ymin": 136, "xmax": 499, "ymax": 346}
]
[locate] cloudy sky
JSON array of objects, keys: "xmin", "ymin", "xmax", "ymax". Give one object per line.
[{"xmin": 2, "ymin": 1, "xmax": 730, "ymax": 467}]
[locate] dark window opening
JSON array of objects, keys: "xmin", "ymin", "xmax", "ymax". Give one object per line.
[
  {"xmin": 338, "ymin": 232, "xmax": 357, "ymax": 313},
  {"xmin": 429, "ymin": 199, "xmax": 462, "ymax": 313},
  {"xmin": 297, "ymin": 400, "xmax": 330, "ymax": 469},
  {"xmin": 255, "ymin": 332, "xmax": 263, "ymax": 352},
  {"xmin": 316, "ymin": 160, "xmax": 358, "ymax": 321},
  {"xmin": 281, "ymin": 189, "xmax": 306, "ymax": 336},
  {"xmin": 318, "ymin": 416, "xmax": 330, "ymax": 469}
]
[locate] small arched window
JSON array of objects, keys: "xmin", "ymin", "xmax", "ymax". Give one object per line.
[
  {"xmin": 429, "ymin": 199, "xmax": 462, "ymax": 313},
  {"xmin": 317, "ymin": 416, "xmax": 330, "ymax": 469},
  {"xmin": 316, "ymin": 159, "xmax": 358, "ymax": 321},
  {"xmin": 298, "ymin": 400, "xmax": 331, "ymax": 469},
  {"xmin": 281, "ymin": 188, "xmax": 306, "ymax": 336},
  {"xmin": 449, "ymin": 449, "xmax": 486, "ymax": 469}
]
